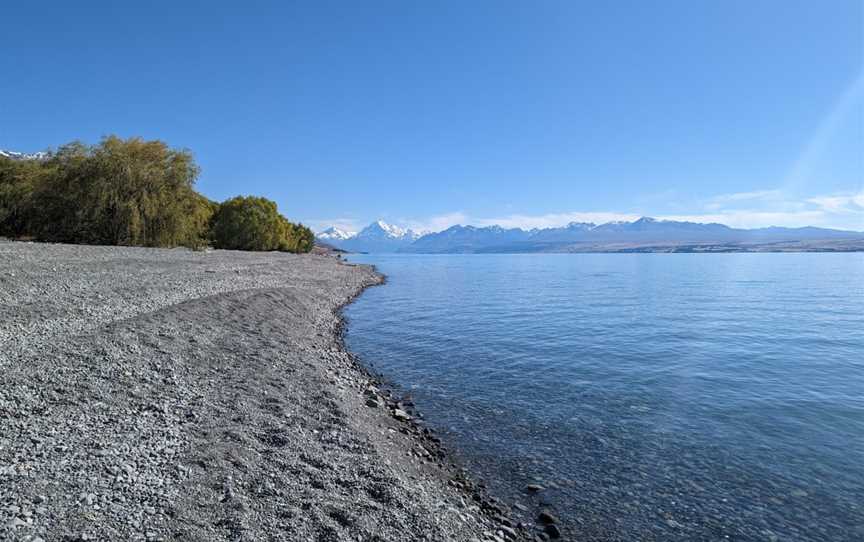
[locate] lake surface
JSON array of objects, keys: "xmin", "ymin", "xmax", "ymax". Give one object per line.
[{"xmin": 343, "ymin": 253, "xmax": 864, "ymax": 541}]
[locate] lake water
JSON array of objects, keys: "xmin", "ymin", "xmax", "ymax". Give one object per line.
[{"xmin": 343, "ymin": 253, "xmax": 864, "ymax": 541}]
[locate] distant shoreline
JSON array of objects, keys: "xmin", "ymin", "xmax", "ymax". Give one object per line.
[{"xmin": 319, "ymin": 217, "xmax": 864, "ymax": 254}]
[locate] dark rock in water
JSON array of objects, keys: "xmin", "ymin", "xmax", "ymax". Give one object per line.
[
  {"xmin": 525, "ymin": 484, "xmax": 545, "ymax": 493},
  {"xmin": 538, "ymin": 510, "xmax": 559, "ymax": 524},
  {"xmin": 365, "ymin": 398, "xmax": 380, "ymax": 408},
  {"xmin": 543, "ymin": 523, "xmax": 561, "ymax": 538}
]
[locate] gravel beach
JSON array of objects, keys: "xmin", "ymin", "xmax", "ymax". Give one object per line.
[{"xmin": 0, "ymin": 242, "xmax": 532, "ymax": 542}]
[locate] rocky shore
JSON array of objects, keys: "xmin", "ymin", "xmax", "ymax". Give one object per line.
[{"xmin": 0, "ymin": 242, "xmax": 542, "ymax": 542}]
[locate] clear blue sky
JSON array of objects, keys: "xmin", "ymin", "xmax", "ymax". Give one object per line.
[{"xmin": 2, "ymin": 1, "xmax": 862, "ymax": 231}]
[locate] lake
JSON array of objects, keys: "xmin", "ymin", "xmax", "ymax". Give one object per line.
[{"xmin": 344, "ymin": 253, "xmax": 864, "ymax": 541}]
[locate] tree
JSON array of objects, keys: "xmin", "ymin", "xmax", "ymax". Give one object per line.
[
  {"xmin": 22, "ymin": 136, "xmax": 211, "ymax": 247},
  {"xmin": 210, "ymin": 196, "xmax": 313, "ymax": 253},
  {"xmin": 1, "ymin": 136, "xmax": 311, "ymax": 253}
]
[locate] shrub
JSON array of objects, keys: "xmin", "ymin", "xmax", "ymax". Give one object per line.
[{"xmin": 210, "ymin": 196, "xmax": 313, "ymax": 253}]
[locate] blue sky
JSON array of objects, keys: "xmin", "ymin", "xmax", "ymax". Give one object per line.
[{"xmin": 2, "ymin": 1, "xmax": 862, "ymax": 232}]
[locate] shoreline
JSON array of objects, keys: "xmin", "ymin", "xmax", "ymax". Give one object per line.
[
  {"xmin": 0, "ymin": 241, "xmax": 536, "ymax": 541},
  {"xmin": 333, "ymin": 272, "xmax": 544, "ymax": 541}
]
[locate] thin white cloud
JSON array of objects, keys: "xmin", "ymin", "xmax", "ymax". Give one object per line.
[
  {"xmin": 705, "ymin": 189, "xmax": 785, "ymax": 207},
  {"xmin": 807, "ymin": 192, "xmax": 864, "ymax": 214}
]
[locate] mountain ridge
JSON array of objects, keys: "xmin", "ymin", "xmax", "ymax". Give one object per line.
[
  {"xmin": 0, "ymin": 149, "xmax": 48, "ymax": 161},
  {"xmin": 318, "ymin": 217, "xmax": 864, "ymax": 253},
  {"xmin": 322, "ymin": 220, "xmax": 423, "ymax": 253}
]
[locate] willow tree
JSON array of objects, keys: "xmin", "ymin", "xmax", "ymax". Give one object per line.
[
  {"xmin": 210, "ymin": 196, "xmax": 314, "ymax": 253},
  {"xmin": 28, "ymin": 136, "xmax": 212, "ymax": 247},
  {"xmin": 0, "ymin": 155, "xmax": 42, "ymax": 238}
]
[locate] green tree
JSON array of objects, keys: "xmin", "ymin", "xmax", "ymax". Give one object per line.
[
  {"xmin": 26, "ymin": 136, "xmax": 210, "ymax": 247},
  {"xmin": 1, "ymin": 136, "xmax": 311, "ymax": 253},
  {"xmin": 0, "ymin": 156, "xmax": 41, "ymax": 238},
  {"xmin": 210, "ymin": 196, "xmax": 313, "ymax": 253}
]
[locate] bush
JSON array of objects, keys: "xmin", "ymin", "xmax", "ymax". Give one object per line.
[
  {"xmin": 1, "ymin": 136, "xmax": 214, "ymax": 248},
  {"xmin": 0, "ymin": 156, "xmax": 41, "ymax": 238},
  {"xmin": 0, "ymin": 136, "xmax": 312, "ymax": 253},
  {"xmin": 210, "ymin": 196, "xmax": 313, "ymax": 253},
  {"xmin": 32, "ymin": 137, "xmax": 210, "ymax": 247}
]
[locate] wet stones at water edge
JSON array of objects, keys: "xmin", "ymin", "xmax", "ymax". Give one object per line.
[
  {"xmin": 537, "ymin": 510, "xmax": 562, "ymax": 539},
  {"xmin": 360, "ymin": 378, "xmax": 536, "ymax": 541}
]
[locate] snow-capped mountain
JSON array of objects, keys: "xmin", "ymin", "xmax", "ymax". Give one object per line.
[
  {"xmin": 355, "ymin": 220, "xmax": 422, "ymax": 242},
  {"xmin": 317, "ymin": 217, "xmax": 864, "ymax": 253},
  {"xmin": 402, "ymin": 217, "xmax": 864, "ymax": 253},
  {"xmin": 316, "ymin": 220, "xmax": 422, "ymax": 252},
  {"xmin": 0, "ymin": 149, "xmax": 48, "ymax": 161},
  {"xmin": 403, "ymin": 224, "xmax": 530, "ymax": 253},
  {"xmin": 316, "ymin": 226, "xmax": 356, "ymax": 241}
]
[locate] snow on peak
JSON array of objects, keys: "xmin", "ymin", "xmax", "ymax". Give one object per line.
[
  {"xmin": 316, "ymin": 227, "xmax": 356, "ymax": 241},
  {"xmin": 362, "ymin": 220, "xmax": 421, "ymax": 240},
  {"xmin": 0, "ymin": 149, "xmax": 47, "ymax": 161}
]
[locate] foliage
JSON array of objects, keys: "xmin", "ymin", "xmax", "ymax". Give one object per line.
[
  {"xmin": 210, "ymin": 196, "xmax": 314, "ymax": 252},
  {"xmin": 0, "ymin": 136, "xmax": 311, "ymax": 253}
]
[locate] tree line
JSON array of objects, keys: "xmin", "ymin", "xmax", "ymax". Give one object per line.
[{"xmin": 0, "ymin": 136, "xmax": 314, "ymax": 253}]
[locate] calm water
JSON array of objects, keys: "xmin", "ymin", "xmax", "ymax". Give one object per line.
[{"xmin": 344, "ymin": 254, "xmax": 864, "ymax": 541}]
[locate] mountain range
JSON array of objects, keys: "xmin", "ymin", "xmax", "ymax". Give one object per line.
[
  {"xmin": 0, "ymin": 149, "xmax": 48, "ymax": 161},
  {"xmin": 318, "ymin": 221, "xmax": 423, "ymax": 253},
  {"xmin": 317, "ymin": 217, "xmax": 864, "ymax": 253}
]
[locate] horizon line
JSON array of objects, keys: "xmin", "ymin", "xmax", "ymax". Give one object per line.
[{"xmin": 316, "ymin": 215, "xmax": 864, "ymax": 237}]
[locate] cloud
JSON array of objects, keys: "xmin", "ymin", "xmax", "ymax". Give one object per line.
[
  {"xmin": 703, "ymin": 189, "xmax": 785, "ymax": 210},
  {"xmin": 693, "ymin": 188, "xmax": 864, "ymax": 230},
  {"xmin": 807, "ymin": 192, "xmax": 864, "ymax": 214}
]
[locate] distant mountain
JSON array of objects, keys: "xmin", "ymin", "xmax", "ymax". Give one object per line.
[
  {"xmin": 315, "ymin": 220, "xmax": 422, "ymax": 252},
  {"xmin": 405, "ymin": 225, "xmax": 530, "ymax": 253},
  {"xmin": 401, "ymin": 217, "xmax": 864, "ymax": 253},
  {"xmin": 0, "ymin": 149, "xmax": 48, "ymax": 161},
  {"xmin": 316, "ymin": 226, "xmax": 356, "ymax": 242}
]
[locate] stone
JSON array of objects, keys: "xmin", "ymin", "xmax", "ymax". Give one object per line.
[
  {"xmin": 525, "ymin": 484, "xmax": 544, "ymax": 493},
  {"xmin": 543, "ymin": 524, "xmax": 561, "ymax": 539},
  {"xmin": 393, "ymin": 409, "xmax": 411, "ymax": 421},
  {"xmin": 500, "ymin": 525, "xmax": 518, "ymax": 539},
  {"xmin": 538, "ymin": 510, "xmax": 559, "ymax": 524}
]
